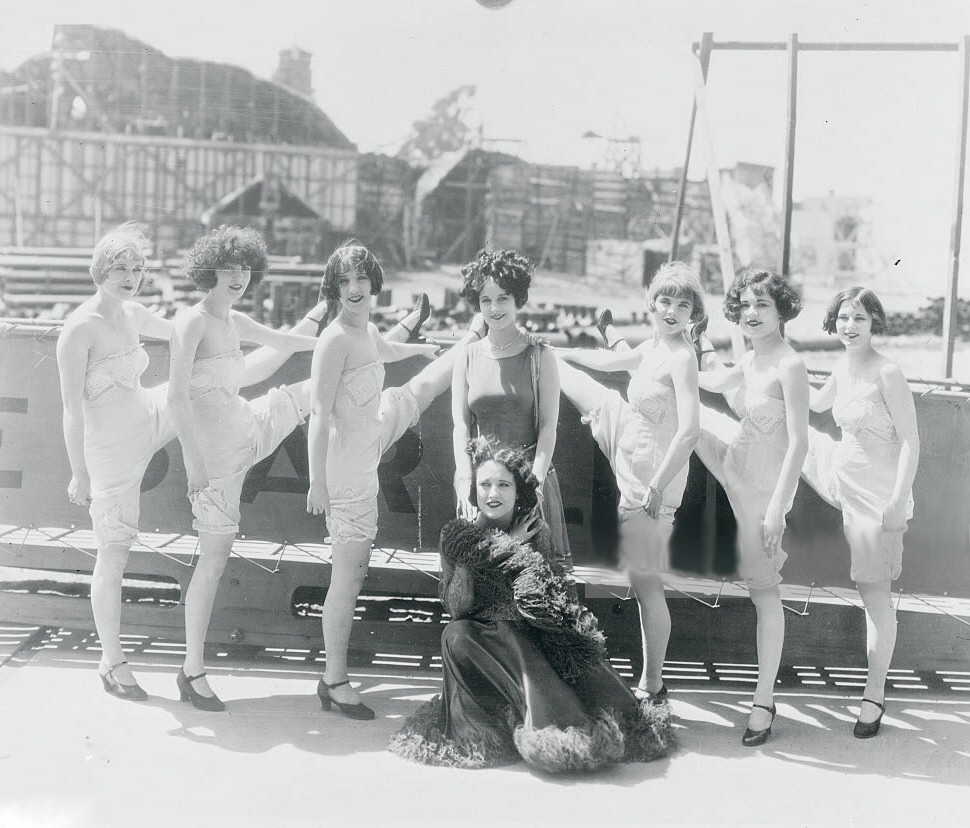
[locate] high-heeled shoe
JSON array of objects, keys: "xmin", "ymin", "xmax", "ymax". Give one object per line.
[
  {"xmin": 177, "ymin": 668, "xmax": 226, "ymax": 712},
  {"xmin": 634, "ymin": 682, "xmax": 669, "ymax": 707},
  {"xmin": 853, "ymin": 699, "xmax": 885, "ymax": 739},
  {"xmin": 400, "ymin": 293, "xmax": 431, "ymax": 342},
  {"xmin": 316, "ymin": 678, "xmax": 375, "ymax": 720},
  {"xmin": 99, "ymin": 661, "xmax": 148, "ymax": 702},
  {"xmin": 595, "ymin": 308, "xmax": 616, "ymax": 348},
  {"xmin": 742, "ymin": 702, "xmax": 776, "ymax": 747}
]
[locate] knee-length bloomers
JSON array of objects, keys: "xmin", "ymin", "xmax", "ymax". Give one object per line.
[
  {"xmin": 188, "ymin": 349, "xmax": 307, "ymax": 535},
  {"xmin": 695, "ymin": 390, "xmax": 794, "ymax": 589},
  {"xmin": 83, "ymin": 345, "xmax": 174, "ymax": 547},
  {"xmin": 582, "ymin": 371, "xmax": 689, "ymax": 572},
  {"xmin": 802, "ymin": 381, "xmax": 914, "ymax": 583},
  {"xmin": 324, "ymin": 360, "xmax": 419, "ymax": 544},
  {"xmin": 389, "ymin": 519, "xmax": 674, "ymax": 773}
]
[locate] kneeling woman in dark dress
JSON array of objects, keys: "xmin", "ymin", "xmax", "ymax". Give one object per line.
[{"xmin": 390, "ymin": 437, "xmax": 675, "ymax": 773}]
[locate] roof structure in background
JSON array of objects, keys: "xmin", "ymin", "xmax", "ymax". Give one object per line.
[{"xmin": 0, "ymin": 24, "xmax": 354, "ymax": 150}]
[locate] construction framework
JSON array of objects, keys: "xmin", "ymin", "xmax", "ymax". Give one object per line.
[{"xmin": 670, "ymin": 33, "xmax": 970, "ymax": 377}]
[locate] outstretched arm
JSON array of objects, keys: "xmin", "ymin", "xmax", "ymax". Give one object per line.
[
  {"xmin": 643, "ymin": 351, "xmax": 700, "ymax": 518},
  {"xmin": 809, "ymin": 373, "xmax": 837, "ymax": 413},
  {"xmin": 880, "ymin": 361, "xmax": 920, "ymax": 531},
  {"xmin": 232, "ymin": 312, "xmax": 318, "ymax": 352},
  {"xmin": 132, "ymin": 303, "xmax": 174, "ymax": 341},
  {"xmin": 554, "ymin": 343, "xmax": 643, "ymax": 373},
  {"xmin": 369, "ymin": 324, "xmax": 438, "ymax": 363},
  {"xmin": 451, "ymin": 345, "xmax": 476, "ymax": 519},
  {"xmin": 763, "ymin": 355, "xmax": 810, "ymax": 554}
]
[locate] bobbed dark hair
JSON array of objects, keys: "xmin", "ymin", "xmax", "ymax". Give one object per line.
[
  {"xmin": 184, "ymin": 225, "xmax": 268, "ymax": 291},
  {"xmin": 723, "ymin": 268, "xmax": 802, "ymax": 324},
  {"xmin": 822, "ymin": 286, "xmax": 887, "ymax": 335},
  {"xmin": 459, "ymin": 248, "xmax": 533, "ymax": 311},
  {"xmin": 465, "ymin": 435, "xmax": 539, "ymax": 521},
  {"xmin": 320, "ymin": 239, "xmax": 384, "ymax": 305}
]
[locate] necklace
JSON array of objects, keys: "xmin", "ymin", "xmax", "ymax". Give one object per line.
[{"xmin": 489, "ymin": 329, "xmax": 523, "ymax": 351}]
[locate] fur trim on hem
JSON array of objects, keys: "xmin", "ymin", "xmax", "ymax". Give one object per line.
[
  {"xmin": 388, "ymin": 696, "xmax": 518, "ymax": 770},
  {"xmin": 512, "ymin": 712, "xmax": 625, "ymax": 774},
  {"xmin": 618, "ymin": 700, "xmax": 677, "ymax": 763}
]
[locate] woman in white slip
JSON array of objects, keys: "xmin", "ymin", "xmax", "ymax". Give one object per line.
[
  {"xmin": 802, "ymin": 287, "xmax": 919, "ymax": 738},
  {"xmin": 694, "ymin": 268, "xmax": 809, "ymax": 746},
  {"xmin": 166, "ymin": 225, "xmax": 342, "ymax": 711},
  {"xmin": 56, "ymin": 224, "xmax": 177, "ymax": 701},
  {"xmin": 306, "ymin": 240, "xmax": 470, "ymax": 721},
  {"xmin": 56, "ymin": 223, "xmax": 329, "ymax": 701},
  {"xmin": 554, "ymin": 262, "xmax": 702, "ymax": 710}
]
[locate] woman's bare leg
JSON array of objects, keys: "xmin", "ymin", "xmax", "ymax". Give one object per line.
[
  {"xmin": 748, "ymin": 585, "xmax": 784, "ymax": 730},
  {"xmin": 181, "ymin": 531, "xmax": 234, "ymax": 697},
  {"xmin": 321, "ymin": 539, "xmax": 372, "ymax": 704},
  {"xmin": 92, "ymin": 543, "xmax": 135, "ymax": 682},
  {"xmin": 857, "ymin": 580, "xmax": 896, "ymax": 723}
]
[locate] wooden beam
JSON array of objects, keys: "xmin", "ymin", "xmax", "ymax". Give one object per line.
[
  {"xmin": 671, "ymin": 32, "xmax": 712, "ymax": 261},
  {"xmin": 780, "ymin": 34, "xmax": 799, "ymax": 276},
  {"xmin": 942, "ymin": 35, "xmax": 970, "ymax": 378}
]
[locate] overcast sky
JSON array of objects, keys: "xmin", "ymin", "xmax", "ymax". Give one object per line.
[{"xmin": 2, "ymin": 0, "xmax": 970, "ymax": 293}]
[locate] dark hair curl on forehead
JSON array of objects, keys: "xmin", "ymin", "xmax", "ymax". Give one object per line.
[
  {"xmin": 723, "ymin": 268, "xmax": 802, "ymax": 324},
  {"xmin": 320, "ymin": 238, "xmax": 384, "ymax": 304},
  {"xmin": 459, "ymin": 248, "xmax": 533, "ymax": 311},
  {"xmin": 822, "ymin": 286, "xmax": 887, "ymax": 335},
  {"xmin": 184, "ymin": 225, "xmax": 268, "ymax": 291},
  {"xmin": 464, "ymin": 435, "xmax": 539, "ymax": 519}
]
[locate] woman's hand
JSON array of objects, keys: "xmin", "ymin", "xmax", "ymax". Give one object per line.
[
  {"xmin": 534, "ymin": 481, "xmax": 546, "ymax": 516},
  {"xmin": 762, "ymin": 502, "xmax": 786, "ymax": 555},
  {"xmin": 186, "ymin": 465, "xmax": 209, "ymax": 497},
  {"xmin": 456, "ymin": 494, "xmax": 478, "ymax": 521},
  {"xmin": 882, "ymin": 498, "xmax": 909, "ymax": 532},
  {"xmin": 306, "ymin": 483, "xmax": 330, "ymax": 516},
  {"xmin": 509, "ymin": 506, "xmax": 542, "ymax": 543},
  {"xmin": 68, "ymin": 474, "xmax": 92, "ymax": 507},
  {"xmin": 642, "ymin": 485, "xmax": 663, "ymax": 520}
]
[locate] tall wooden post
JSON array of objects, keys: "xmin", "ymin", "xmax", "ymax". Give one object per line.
[
  {"xmin": 780, "ymin": 34, "xmax": 799, "ymax": 276},
  {"xmin": 942, "ymin": 36, "xmax": 970, "ymax": 378},
  {"xmin": 671, "ymin": 32, "xmax": 713, "ymax": 261}
]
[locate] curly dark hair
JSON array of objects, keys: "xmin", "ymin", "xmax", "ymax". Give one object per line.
[
  {"xmin": 184, "ymin": 225, "xmax": 268, "ymax": 291},
  {"xmin": 822, "ymin": 286, "xmax": 887, "ymax": 335},
  {"xmin": 465, "ymin": 436, "xmax": 539, "ymax": 520},
  {"xmin": 319, "ymin": 238, "xmax": 384, "ymax": 306},
  {"xmin": 723, "ymin": 268, "xmax": 802, "ymax": 324},
  {"xmin": 459, "ymin": 248, "xmax": 533, "ymax": 311}
]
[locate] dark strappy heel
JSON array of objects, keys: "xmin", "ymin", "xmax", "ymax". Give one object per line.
[
  {"xmin": 316, "ymin": 678, "xmax": 375, "ymax": 720},
  {"xmin": 634, "ymin": 682, "xmax": 670, "ymax": 707},
  {"xmin": 177, "ymin": 668, "xmax": 226, "ymax": 712},
  {"xmin": 400, "ymin": 293, "xmax": 431, "ymax": 342},
  {"xmin": 742, "ymin": 702, "xmax": 776, "ymax": 747},
  {"xmin": 853, "ymin": 698, "xmax": 886, "ymax": 739},
  {"xmin": 99, "ymin": 661, "xmax": 148, "ymax": 702}
]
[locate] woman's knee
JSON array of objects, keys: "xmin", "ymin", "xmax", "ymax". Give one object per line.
[{"xmin": 93, "ymin": 544, "xmax": 131, "ymax": 581}]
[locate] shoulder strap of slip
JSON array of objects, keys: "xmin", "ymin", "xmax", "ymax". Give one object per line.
[{"xmin": 530, "ymin": 339, "xmax": 541, "ymax": 432}]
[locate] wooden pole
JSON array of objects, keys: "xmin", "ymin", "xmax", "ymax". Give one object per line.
[
  {"xmin": 692, "ymin": 55, "xmax": 746, "ymax": 359},
  {"xmin": 781, "ymin": 34, "xmax": 799, "ymax": 276},
  {"xmin": 942, "ymin": 35, "xmax": 970, "ymax": 378},
  {"xmin": 671, "ymin": 32, "xmax": 713, "ymax": 261}
]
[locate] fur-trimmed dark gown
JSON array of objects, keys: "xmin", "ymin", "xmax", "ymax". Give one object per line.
[{"xmin": 389, "ymin": 519, "xmax": 675, "ymax": 773}]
